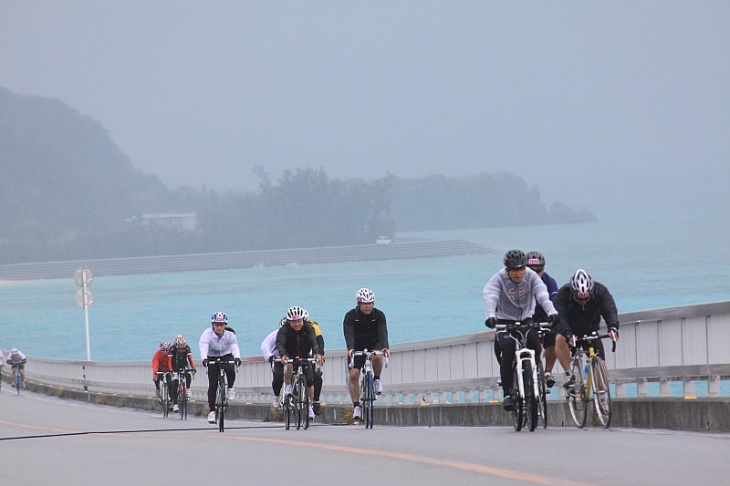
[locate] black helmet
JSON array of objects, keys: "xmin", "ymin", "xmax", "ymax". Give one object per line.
[
  {"xmin": 525, "ymin": 251, "xmax": 545, "ymax": 268},
  {"xmin": 503, "ymin": 249, "xmax": 526, "ymax": 269}
]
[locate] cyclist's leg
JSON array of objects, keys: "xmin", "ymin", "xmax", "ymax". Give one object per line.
[
  {"xmin": 272, "ymin": 360, "xmax": 284, "ymax": 396},
  {"xmin": 170, "ymin": 375, "xmax": 180, "ymax": 404},
  {"xmin": 304, "ymin": 362, "xmax": 315, "ymax": 416},
  {"xmin": 497, "ymin": 333, "xmax": 517, "ymax": 397},
  {"xmin": 349, "ymin": 355, "xmax": 364, "ymax": 405},
  {"xmin": 207, "ymin": 362, "xmax": 220, "ymax": 411}
]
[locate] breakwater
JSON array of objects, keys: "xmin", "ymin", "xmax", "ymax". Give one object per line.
[{"xmin": 0, "ymin": 239, "xmax": 495, "ymax": 280}]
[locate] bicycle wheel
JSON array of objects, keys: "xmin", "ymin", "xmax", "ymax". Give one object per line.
[
  {"xmin": 591, "ymin": 357, "xmax": 612, "ymax": 428},
  {"xmin": 284, "ymin": 393, "xmax": 292, "ymax": 430},
  {"xmin": 567, "ymin": 357, "xmax": 588, "ymax": 428},
  {"xmin": 216, "ymin": 378, "xmax": 226, "ymax": 432},
  {"xmin": 16, "ymin": 373, "xmax": 21, "ymax": 395},
  {"xmin": 510, "ymin": 367, "xmax": 524, "ymax": 432},
  {"xmin": 161, "ymin": 382, "xmax": 170, "ymax": 418},
  {"xmin": 523, "ymin": 361, "xmax": 538, "ymax": 432},
  {"xmin": 302, "ymin": 379, "xmax": 311, "ymax": 431},
  {"xmin": 536, "ymin": 360, "xmax": 548, "ymax": 429},
  {"xmin": 295, "ymin": 377, "xmax": 305, "ymax": 430},
  {"xmin": 364, "ymin": 372, "xmax": 375, "ymax": 429},
  {"xmin": 178, "ymin": 384, "xmax": 187, "ymax": 420}
]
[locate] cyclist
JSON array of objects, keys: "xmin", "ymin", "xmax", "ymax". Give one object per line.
[
  {"xmin": 554, "ymin": 269, "xmax": 620, "ymax": 389},
  {"xmin": 261, "ymin": 318, "xmax": 286, "ymax": 407},
  {"xmin": 199, "ymin": 312, "xmax": 241, "ymax": 424},
  {"xmin": 343, "ymin": 288, "xmax": 390, "ymax": 422},
  {"xmin": 276, "ymin": 306, "xmax": 323, "ymax": 420},
  {"xmin": 7, "ymin": 348, "xmax": 27, "ymax": 388},
  {"xmin": 152, "ymin": 341, "xmax": 173, "ymax": 403},
  {"xmin": 307, "ymin": 313, "xmax": 326, "ymax": 415},
  {"xmin": 169, "ymin": 334, "xmax": 197, "ymax": 412},
  {"xmin": 483, "ymin": 250, "xmax": 559, "ymax": 411},
  {"xmin": 526, "ymin": 251, "xmax": 560, "ymax": 387}
]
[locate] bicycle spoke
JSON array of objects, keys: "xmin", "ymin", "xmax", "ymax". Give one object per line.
[{"xmin": 567, "ymin": 356, "xmax": 588, "ymax": 428}]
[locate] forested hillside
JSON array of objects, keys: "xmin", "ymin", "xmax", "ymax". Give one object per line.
[{"xmin": 0, "ymin": 87, "xmax": 594, "ymax": 264}]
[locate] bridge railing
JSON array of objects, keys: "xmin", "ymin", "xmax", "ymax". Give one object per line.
[{"xmin": 6, "ymin": 301, "xmax": 730, "ymax": 403}]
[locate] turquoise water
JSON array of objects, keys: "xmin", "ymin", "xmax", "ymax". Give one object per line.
[{"xmin": 1, "ymin": 214, "xmax": 729, "ymax": 365}]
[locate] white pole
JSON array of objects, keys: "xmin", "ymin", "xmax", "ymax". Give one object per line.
[{"xmin": 83, "ymin": 270, "xmax": 91, "ymax": 361}]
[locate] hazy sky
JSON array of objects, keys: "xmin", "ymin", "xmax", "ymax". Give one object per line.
[{"xmin": 1, "ymin": 1, "xmax": 728, "ymax": 221}]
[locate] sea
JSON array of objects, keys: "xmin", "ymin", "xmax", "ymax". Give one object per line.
[{"xmin": 1, "ymin": 214, "xmax": 729, "ymax": 371}]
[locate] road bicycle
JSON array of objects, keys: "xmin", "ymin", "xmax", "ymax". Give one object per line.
[
  {"xmin": 155, "ymin": 371, "xmax": 172, "ymax": 417},
  {"xmin": 172, "ymin": 368, "xmax": 194, "ymax": 420},
  {"xmin": 349, "ymin": 350, "xmax": 388, "ymax": 429},
  {"xmin": 11, "ymin": 363, "xmax": 25, "ymax": 396},
  {"xmin": 496, "ymin": 321, "xmax": 550, "ymax": 432},
  {"xmin": 565, "ymin": 332, "xmax": 615, "ymax": 429},
  {"xmin": 283, "ymin": 357, "xmax": 316, "ymax": 431},
  {"xmin": 207, "ymin": 358, "xmax": 238, "ymax": 432}
]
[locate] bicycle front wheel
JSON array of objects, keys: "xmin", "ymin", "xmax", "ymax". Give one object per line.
[
  {"xmin": 216, "ymin": 380, "xmax": 226, "ymax": 432},
  {"xmin": 179, "ymin": 386, "xmax": 188, "ymax": 420},
  {"xmin": 567, "ymin": 357, "xmax": 588, "ymax": 428},
  {"xmin": 511, "ymin": 368, "xmax": 524, "ymax": 432},
  {"xmin": 364, "ymin": 372, "xmax": 375, "ymax": 429},
  {"xmin": 295, "ymin": 377, "xmax": 306, "ymax": 431},
  {"xmin": 284, "ymin": 393, "xmax": 292, "ymax": 430},
  {"xmin": 591, "ymin": 357, "xmax": 612, "ymax": 428},
  {"xmin": 523, "ymin": 361, "xmax": 538, "ymax": 432},
  {"xmin": 162, "ymin": 383, "xmax": 170, "ymax": 418}
]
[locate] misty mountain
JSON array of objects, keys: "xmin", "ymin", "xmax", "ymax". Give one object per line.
[{"xmin": 0, "ymin": 87, "xmax": 594, "ymax": 264}]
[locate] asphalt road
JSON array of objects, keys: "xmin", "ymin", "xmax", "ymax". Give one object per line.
[{"xmin": 1, "ymin": 389, "xmax": 729, "ymax": 485}]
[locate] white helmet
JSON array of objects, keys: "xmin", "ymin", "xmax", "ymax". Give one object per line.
[
  {"xmin": 356, "ymin": 288, "xmax": 375, "ymax": 303},
  {"xmin": 286, "ymin": 306, "xmax": 307, "ymax": 321}
]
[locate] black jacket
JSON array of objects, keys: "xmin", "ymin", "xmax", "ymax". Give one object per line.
[
  {"xmin": 554, "ymin": 281, "xmax": 619, "ymax": 338},
  {"xmin": 276, "ymin": 321, "xmax": 320, "ymax": 359},
  {"xmin": 343, "ymin": 307, "xmax": 389, "ymax": 351}
]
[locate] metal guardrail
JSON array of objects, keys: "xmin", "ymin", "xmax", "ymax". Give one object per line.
[{"xmin": 6, "ymin": 301, "xmax": 730, "ymax": 403}]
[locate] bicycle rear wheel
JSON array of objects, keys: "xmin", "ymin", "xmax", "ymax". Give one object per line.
[
  {"xmin": 536, "ymin": 360, "xmax": 548, "ymax": 429},
  {"xmin": 510, "ymin": 368, "xmax": 524, "ymax": 432},
  {"xmin": 567, "ymin": 357, "xmax": 588, "ymax": 428},
  {"xmin": 16, "ymin": 371, "xmax": 21, "ymax": 395},
  {"xmin": 364, "ymin": 372, "xmax": 375, "ymax": 429},
  {"xmin": 523, "ymin": 362, "xmax": 538, "ymax": 432},
  {"xmin": 591, "ymin": 357, "xmax": 612, "ymax": 428}
]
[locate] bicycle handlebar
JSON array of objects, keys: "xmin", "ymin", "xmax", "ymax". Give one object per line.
[
  {"xmin": 348, "ymin": 349, "xmax": 389, "ymax": 369},
  {"xmin": 495, "ymin": 320, "xmax": 550, "ymax": 331},
  {"xmin": 575, "ymin": 333, "xmax": 617, "ymax": 353}
]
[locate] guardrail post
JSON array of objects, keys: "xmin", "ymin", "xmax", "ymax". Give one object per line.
[
  {"xmin": 660, "ymin": 379, "xmax": 671, "ymax": 397},
  {"xmin": 683, "ymin": 379, "xmax": 695, "ymax": 397},
  {"xmin": 708, "ymin": 376, "xmax": 720, "ymax": 397},
  {"xmin": 615, "ymin": 383, "xmax": 626, "ymax": 398},
  {"xmin": 637, "ymin": 378, "xmax": 648, "ymax": 398}
]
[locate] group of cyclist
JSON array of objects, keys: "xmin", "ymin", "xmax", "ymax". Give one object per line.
[
  {"xmin": 0, "ymin": 347, "xmax": 27, "ymax": 390},
  {"xmin": 147, "ymin": 249, "xmax": 617, "ymax": 424},
  {"xmin": 151, "ymin": 335, "xmax": 197, "ymax": 413},
  {"xmin": 484, "ymin": 249, "xmax": 620, "ymax": 411},
  {"xmin": 259, "ymin": 287, "xmax": 389, "ymax": 423}
]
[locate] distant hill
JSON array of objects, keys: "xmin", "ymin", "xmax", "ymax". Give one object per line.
[
  {"xmin": 0, "ymin": 87, "xmax": 166, "ymax": 237},
  {"xmin": 0, "ymin": 87, "xmax": 595, "ymax": 264}
]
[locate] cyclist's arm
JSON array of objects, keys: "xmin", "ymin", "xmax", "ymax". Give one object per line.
[{"xmin": 376, "ymin": 310, "xmax": 390, "ymax": 353}]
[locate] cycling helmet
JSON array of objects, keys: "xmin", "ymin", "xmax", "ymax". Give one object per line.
[
  {"xmin": 174, "ymin": 335, "xmax": 186, "ymax": 347},
  {"xmin": 10, "ymin": 347, "xmax": 19, "ymax": 354},
  {"xmin": 570, "ymin": 269, "xmax": 594, "ymax": 299},
  {"xmin": 503, "ymin": 249, "xmax": 526, "ymax": 269},
  {"xmin": 286, "ymin": 306, "xmax": 306, "ymax": 321},
  {"xmin": 211, "ymin": 312, "xmax": 228, "ymax": 324},
  {"xmin": 356, "ymin": 288, "xmax": 375, "ymax": 303},
  {"xmin": 159, "ymin": 341, "xmax": 170, "ymax": 351},
  {"xmin": 525, "ymin": 251, "xmax": 545, "ymax": 268}
]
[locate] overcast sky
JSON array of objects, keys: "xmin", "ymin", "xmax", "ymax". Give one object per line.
[{"xmin": 1, "ymin": 1, "xmax": 728, "ymax": 221}]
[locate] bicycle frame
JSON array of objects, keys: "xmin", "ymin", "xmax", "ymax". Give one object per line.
[
  {"xmin": 172, "ymin": 368, "xmax": 193, "ymax": 420},
  {"xmin": 155, "ymin": 371, "xmax": 171, "ymax": 417}
]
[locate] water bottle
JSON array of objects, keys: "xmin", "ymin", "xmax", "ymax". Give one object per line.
[{"xmin": 583, "ymin": 360, "xmax": 589, "ymax": 375}]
